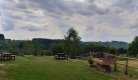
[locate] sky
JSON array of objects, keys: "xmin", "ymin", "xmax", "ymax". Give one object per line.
[{"xmin": 0, "ymin": 0, "xmax": 138, "ymax": 43}]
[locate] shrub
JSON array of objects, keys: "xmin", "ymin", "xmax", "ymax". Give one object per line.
[
  {"xmin": 23, "ymin": 52, "xmax": 30, "ymax": 55},
  {"xmin": 20, "ymin": 53, "xmax": 24, "ymax": 56},
  {"xmin": 7, "ymin": 49, "xmax": 21, "ymax": 56},
  {"xmin": 44, "ymin": 50, "xmax": 53, "ymax": 56},
  {"xmin": 11, "ymin": 50, "xmax": 20, "ymax": 55},
  {"xmin": 88, "ymin": 58, "xmax": 94, "ymax": 64}
]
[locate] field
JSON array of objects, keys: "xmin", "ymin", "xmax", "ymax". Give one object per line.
[
  {"xmin": 111, "ymin": 59, "xmax": 138, "ymax": 79},
  {"xmin": 0, "ymin": 56, "xmax": 135, "ymax": 80}
]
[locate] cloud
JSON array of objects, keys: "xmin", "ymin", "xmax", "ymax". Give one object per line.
[
  {"xmin": 0, "ymin": 0, "xmax": 138, "ymax": 42},
  {"xmin": 94, "ymin": 22, "xmax": 137, "ymax": 36},
  {"xmin": 8, "ymin": 12, "xmax": 27, "ymax": 20},
  {"xmin": 4, "ymin": 21, "xmax": 63, "ymax": 40},
  {"xmin": 1, "ymin": 18, "xmax": 14, "ymax": 31}
]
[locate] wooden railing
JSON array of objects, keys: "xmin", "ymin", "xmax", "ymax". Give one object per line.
[{"xmin": 115, "ymin": 56, "xmax": 138, "ymax": 75}]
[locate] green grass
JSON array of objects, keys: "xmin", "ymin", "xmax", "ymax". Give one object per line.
[
  {"xmin": 115, "ymin": 56, "xmax": 138, "ymax": 78},
  {"xmin": 117, "ymin": 58, "xmax": 127, "ymax": 61},
  {"xmin": 110, "ymin": 65, "xmax": 138, "ymax": 79},
  {"xmin": 82, "ymin": 57, "xmax": 92, "ymax": 61},
  {"xmin": 0, "ymin": 56, "xmax": 134, "ymax": 80}
]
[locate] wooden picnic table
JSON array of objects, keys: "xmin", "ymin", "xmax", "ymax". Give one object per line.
[
  {"xmin": 0, "ymin": 53, "xmax": 15, "ymax": 61},
  {"xmin": 54, "ymin": 53, "xmax": 68, "ymax": 60}
]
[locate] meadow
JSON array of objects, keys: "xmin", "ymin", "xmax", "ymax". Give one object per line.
[{"xmin": 0, "ymin": 56, "xmax": 134, "ymax": 80}]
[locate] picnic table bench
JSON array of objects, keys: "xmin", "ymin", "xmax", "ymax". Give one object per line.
[
  {"xmin": 76, "ymin": 56, "xmax": 82, "ymax": 60},
  {"xmin": 54, "ymin": 53, "xmax": 68, "ymax": 60},
  {"xmin": 0, "ymin": 53, "xmax": 15, "ymax": 61}
]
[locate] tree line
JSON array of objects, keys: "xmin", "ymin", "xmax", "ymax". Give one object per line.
[{"xmin": 0, "ymin": 28, "xmax": 137, "ymax": 58}]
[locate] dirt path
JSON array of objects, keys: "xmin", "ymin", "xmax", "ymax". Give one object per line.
[{"xmin": 0, "ymin": 64, "xmax": 5, "ymax": 66}]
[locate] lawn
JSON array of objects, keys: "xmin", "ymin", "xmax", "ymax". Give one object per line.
[{"xmin": 0, "ymin": 56, "xmax": 134, "ymax": 80}]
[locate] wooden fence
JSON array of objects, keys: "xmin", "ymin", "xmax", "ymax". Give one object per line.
[
  {"xmin": 81, "ymin": 51, "xmax": 94, "ymax": 60},
  {"xmin": 115, "ymin": 56, "xmax": 138, "ymax": 75},
  {"xmin": 81, "ymin": 52, "xmax": 138, "ymax": 75}
]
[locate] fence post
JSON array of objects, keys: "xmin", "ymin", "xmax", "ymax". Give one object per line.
[
  {"xmin": 114, "ymin": 63, "xmax": 117, "ymax": 71},
  {"xmin": 126, "ymin": 58, "xmax": 128, "ymax": 75},
  {"xmin": 90, "ymin": 51, "xmax": 91, "ymax": 56},
  {"xmin": 114, "ymin": 56, "xmax": 117, "ymax": 71},
  {"xmin": 82, "ymin": 54, "xmax": 83, "ymax": 61}
]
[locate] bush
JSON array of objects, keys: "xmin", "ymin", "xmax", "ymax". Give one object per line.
[
  {"xmin": 88, "ymin": 58, "xmax": 94, "ymax": 64},
  {"xmin": 20, "ymin": 53, "xmax": 24, "ymax": 56},
  {"xmin": 51, "ymin": 44, "xmax": 64, "ymax": 55},
  {"xmin": 44, "ymin": 50, "xmax": 53, "ymax": 56},
  {"xmin": 7, "ymin": 49, "xmax": 21, "ymax": 56},
  {"xmin": 11, "ymin": 50, "xmax": 20, "ymax": 55},
  {"xmin": 23, "ymin": 52, "xmax": 30, "ymax": 55}
]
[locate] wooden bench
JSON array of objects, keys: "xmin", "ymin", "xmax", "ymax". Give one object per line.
[
  {"xmin": 0, "ymin": 53, "xmax": 15, "ymax": 61},
  {"xmin": 76, "ymin": 56, "xmax": 82, "ymax": 60},
  {"xmin": 54, "ymin": 53, "xmax": 68, "ymax": 60},
  {"xmin": 10, "ymin": 55, "xmax": 15, "ymax": 61}
]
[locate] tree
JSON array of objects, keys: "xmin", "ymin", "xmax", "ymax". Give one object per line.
[
  {"xmin": 51, "ymin": 44, "xmax": 64, "ymax": 55},
  {"xmin": 118, "ymin": 47, "xmax": 124, "ymax": 56},
  {"xmin": 128, "ymin": 36, "xmax": 138, "ymax": 57},
  {"xmin": 22, "ymin": 41, "xmax": 35, "ymax": 55},
  {"xmin": 83, "ymin": 44, "xmax": 98, "ymax": 53},
  {"xmin": 109, "ymin": 47, "xmax": 117, "ymax": 55},
  {"xmin": 118, "ymin": 47, "xmax": 127, "ymax": 56},
  {"xmin": 62, "ymin": 28, "xmax": 81, "ymax": 59},
  {"xmin": 0, "ymin": 34, "xmax": 5, "ymax": 40}
]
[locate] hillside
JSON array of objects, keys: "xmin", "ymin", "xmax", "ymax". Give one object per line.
[
  {"xmin": 80, "ymin": 41, "xmax": 128, "ymax": 49},
  {"xmin": 32, "ymin": 39, "xmax": 128, "ymax": 49}
]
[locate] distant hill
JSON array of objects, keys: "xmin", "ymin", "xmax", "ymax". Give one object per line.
[
  {"xmin": 80, "ymin": 41, "xmax": 128, "ymax": 49},
  {"xmin": 32, "ymin": 38, "xmax": 128, "ymax": 49},
  {"xmin": 12, "ymin": 38, "xmax": 129, "ymax": 49}
]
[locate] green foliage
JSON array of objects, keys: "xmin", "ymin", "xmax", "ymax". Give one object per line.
[
  {"xmin": 109, "ymin": 47, "xmax": 117, "ymax": 55},
  {"xmin": 20, "ymin": 53, "xmax": 24, "ymax": 56},
  {"xmin": 110, "ymin": 65, "xmax": 138, "ymax": 79},
  {"xmin": 0, "ymin": 38, "xmax": 63, "ymax": 55},
  {"xmin": 32, "ymin": 38, "xmax": 62, "ymax": 50},
  {"xmin": 18, "ymin": 42, "xmax": 23, "ymax": 48},
  {"xmin": 128, "ymin": 36, "xmax": 138, "ymax": 57},
  {"xmin": 80, "ymin": 41, "xmax": 128, "ymax": 49},
  {"xmin": 34, "ymin": 47, "xmax": 43, "ymax": 52},
  {"xmin": 0, "ymin": 49, "xmax": 5, "ymax": 52},
  {"xmin": 117, "ymin": 58, "xmax": 127, "ymax": 61},
  {"xmin": 118, "ymin": 47, "xmax": 127, "ymax": 56},
  {"xmin": 88, "ymin": 58, "xmax": 93, "ymax": 64},
  {"xmin": 51, "ymin": 44, "xmax": 64, "ymax": 55},
  {"xmin": 11, "ymin": 50, "xmax": 20, "ymax": 55},
  {"xmin": 0, "ymin": 34, "xmax": 5, "ymax": 40},
  {"xmin": 7, "ymin": 48, "xmax": 21, "ymax": 56},
  {"xmin": 83, "ymin": 44, "xmax": 118, "ymax": 54},
  {"xmin": 83, "ymin": 44, "xmax": 97, "ymax": 53},
  {"xmin": 44, "ymin": 50, "xmax": 53, "ymax": 56},
  {"xmin": 0, "ymin": 40, "xmax": 19, "ymax": 50},
  {"xmin": 21, "ymin": 41, "xmax": 35, "ymax": 55},
  {"xmin": 62, "ymin": 28, "xmax": 81, "ymax": 59}
]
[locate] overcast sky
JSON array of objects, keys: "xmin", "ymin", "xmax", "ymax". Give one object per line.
[{"xmin": 0, "ymin": 0, "xmax": 138, "ymax": 43}]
